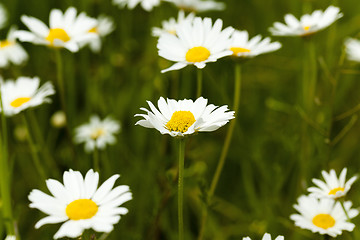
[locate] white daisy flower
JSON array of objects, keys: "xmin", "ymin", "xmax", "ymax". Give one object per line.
[
  {"xmin": 0, "ymin": 3, "xmax": 8, "ymax": 29},
  {"xmin": 87, "ymin": 15, "xmax": 115, "ymax": 52},
  {"xmin": 345, "ymin": 38, "xmax": 360, "ymax": 63},
  {"xmin": 15, "ymin": 7, "xmax": 97, "ymax": 52},
  {"xmin": 0, "ymin": 26, "xmax": 28, "ymax": 68},
  {"xmin": 290, "ymin": 195, "xmax": 358, "ymax": 237},
  {"xmin": 112, "ymin": 0, "xmax": 161, "ymax": 11},
  {"xmin": 269, "ymin": 5, "xmax": 342, "ymax": 37},
  {"xmin": 135, "ymin": 96, "xmax": 235, "ymax": 137},
  {"xmin": 229, "ymin": 30, "xmax": 281, "ymax": 58},
  {"xmin": 243, "ymin": 233, "xmax": 284, "ymax": 240},
  {"xmin": 157, "ymin": 17, "xmax": 234, "ymax": 73},
  {"xmin": 152, "ymin": 10, "xmax": 195, "ymax": 37},
  {"xmin": 164, "ymin": 0, "xmax": 225, "ymax": 12},
  {"xmin": 0, "ymin": 76, "xmax": 55, "ymax": 116},
  {"xmin": 28, "ymin": 169, "xmax": 132, "ymax": 239},
  {"xmin": 307, "ymin": 168, "xmax": 357, "ymax": 199},
  {"xmin": 74, "ymin": 115, "xmax": 121, "ymax": 152}
]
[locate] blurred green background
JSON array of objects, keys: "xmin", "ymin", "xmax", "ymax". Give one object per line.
[{"xmin": 1, "ymin": 0, "xmax": 360, "ymax": 239}]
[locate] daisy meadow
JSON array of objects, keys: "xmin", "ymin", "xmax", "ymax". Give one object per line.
[
  {"xmin": 0, "ymin": 76, "xmax": 54, "ymax": 116},
  {"xmin": 28, "ymin": 169, "xmax": 132, "ymax": 239},
  {"xmin": 74, "ymin": 115, "xmax": 121, "ymax": 152},
  {"xmin": 135, "ymin": 96, "xmax": 235, "ymax": 137},
  {"xmin": 112, "ymin": 0, "xmax": 161, "ymax": 11},
  {"xmin": 345, "ymin": 38, "xmax": 360, "ymax": 62},
  {"xmin": 86, "ymin": 15, "xmax": 115, "ymax": 52},
  {"xmin": 0, "ymin": 26, "xmax": 28, "ymax": 68},
  {"xmin": 164, "ymin": 0, "xmax": 225, "ymax": 12},
  {"xmin": 268, "ymin": 5, "xmax": 342, "ymax": 37},
  {"xmin": 157, "ymin": 17, "xmax": 234, "ymax": 73},
  {"xmin": 152, "ymin": 10, "xmax": 195, "ymax": 37},
  {"xmin": 290, "ymin": 195, "xmax": 358, "ymax": 237},
  {"xmin": 243, "ymin": 233, "xmax": 284, "ymax": 240},
  {"xmin": 0, "ymin": 3, "xmax": 7, "ymax": 29},
  {"xmin": 15, "ymin": 7, "xmax": 97, "ymax": 52},
  {"xmin": 307, "ymin": 168, "xmax": 357, "ymax": 199},
  {"xmin": 229, "ymin": 30, "xmax": 281, "ymax": 58}
]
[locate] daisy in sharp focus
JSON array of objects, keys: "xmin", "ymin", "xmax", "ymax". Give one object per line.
[
  {"xmin": 269, "ymin": 5, "xmax": 342, "ymax": 37},
  {"xmin": 345, "ymin": 38, "xmax": 360, "ymax": 63},
  {"xmin": 15, "ymin": 7, "xmax": 97, "ymax": 52},
  {"xmin": 28, "ymin": 169, "xmax": 132, "ymax": 239},
  {"xmin": 74, "ymin": 115, "xmax": 120, "ymax": 152},
  {"xmin": 112, "ymin": 0, "xmax": 161, "ymax": 11},
  {"xmin": 0, "ymin": 3, "xmax": 8, "ymax": 29},
  {"xmin": 0, "ymin": 26, "xmax": 28, "ymax": 68},
  {"xmin": 87, "ymin": 15, "xmax": 115, "ymax": 52},
  {"xmin": 229, "ymin": 30, "xmax": 281, "ymax": 58},
  {"xmin": 307, "ymin": 168, "xmax": 357, "ymax": 199},
  {"xmin": 290, "ymin": 195, "xmax": 358, "ymax": 237},
  {"xmin": 152, "ymin": 10, "xmax": 195, "ymax": 37},
  {"xmin": 243, "ymin": 233, "xmax": 284, "ymax": 240},
  {"xmin": 164, "ymin": 0, "xmax": 225, "ymax": 12},
  {"xmin": 0, "ymin": 76, "xmax": 54, "ymax": 116},
  {"xmin": 135, "ymin": 96, "xmax": 235, "ymax": 137},
  {"xmin": 157, "ymin": 16, "xmax": 234, "ymax": 73}
]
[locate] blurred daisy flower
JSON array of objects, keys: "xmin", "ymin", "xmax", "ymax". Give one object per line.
[
  {"xmin": 4, "ymin": 236, "xmax": 16, "ymax": 240},
  {"xmin": 164, "ymin": 0, "xmax": 225, "ymax": 12},
  {"xmin": 0, "ymin": 26, "xmax": 28, "ymax": 68},
  {"xmin": 307, "ymin": 168, "xmax": 357, "ymax": 199},
  {"xmin": 15, "ymin": 7, "xmax": 97, "ymax": 52},
  {"xmin": 112, "ymin": 0, "xmax": 161, "ymax": 11},
  {"xmin": 229, "ymin": 30, "xmax": 281, "ymax": 58},
  {"xmin": 152, "ymin": 10, "xmax": 195, "ymax": 37},
  {"xmin": 0, "ymin": 3, "xmax": 8, "ymax": 29},
  {"xmin": 243, "ymin": 233, "xmax": 284, "ymax": 240},
  {"xmin": 0, "ymin": 76, "xmax": 55, "ymax": 116},
  {"xmin": 269, "ymin": 5, "xmax": 342, "ymax": 37},
  {"xmin": 157, "ymin": 17, "xmax": 234, "ymax": 73},
  {"xmin": 28, "ymin": 169, "xmax": 132, "ymax": 239},
  {"xmin": 74, "ymin": 115, "xmax": 120, "ymax": 152},
  {"xmin": 87, "ymin": 15, "xmax": 115, "ymax": 52},
  {"xmin": 345, "ymin": 38, "xmax": 360, "ymax": 62},
  {"xmin": 135, "ymin": 96, "xmax": 235, "ymax": 137},
  {"xmin": 290, "ymin": 195, "xmax": 358, "ymax": 237}
]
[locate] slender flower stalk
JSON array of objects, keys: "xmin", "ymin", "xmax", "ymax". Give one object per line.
[
  {"xmin": 93, "ymin": 146, "xmax": 100, "ymax": 172},
  {"xmin": 55, "ymin": 49, "xmax": 66, "ymax": 116},
  {"xmin": 196, "ymin": 69, "xmax": 203, "ymax": 98},
  {"xmin": 178, "ymin": 138, "xmax": 185, "ymax": 240}
]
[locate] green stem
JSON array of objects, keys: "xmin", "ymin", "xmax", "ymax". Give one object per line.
[
  {"xmin": 302, "ymin": 38, "xmax": 317, "ymax": 112},
  {"xmin": 196, "ymin": 69, "xmax": 203, "ymax": 98},
  {"xmin": 22, "ymin": 114, "xmax": 46, "ymax": 181},
  {"xmin": 178, "ymin": 138, "xmax": 185, "ymax": 240},
  {"xmin": 93, "ymin": 146, "xmax": 100, "ymax": 173},
  {"xmin": 55, "ymin": 49, "xmax": 66, "ymax": 114},
  {"xmin": 0, "ymin": 81, "xmax": 15, "ymax": 236},
  {"xmin": 339, "ymin": 199, "xmax": 351, "ymax": 221}
]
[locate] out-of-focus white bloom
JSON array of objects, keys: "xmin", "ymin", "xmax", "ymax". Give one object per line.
[
  {"xmin": 0, "ymin": 26, "xmax": 28, "ymax": 68},
  {"xmin": 15, "ymin": 7, "xmax": 97, "ymax": 52},
  {"xmin": 4, "ymin": 235, "xmax": 16, "ymax": 240},
  {"xmin": 157, "ymin": 17, "xmax": 234, "ymax": 73},
  {"xmin": 135, "ymin": 96, "xmax": 235, "ymax": 137},
  {"xmin": 112, "ymin": 0, "xmax": 161, "ymax": 11},
  {"xmin": 164, "ymin": 0, "xmax": 225, "ymax": 12},
  {"xmin": 269, "ymin": 5, "xmax": 342, "ymax": 37},
  {"xmin": 243, "ymin": 233, "xmax": 284, "ymax": 240},
  {"xmin": 0, "ymin": 3, "xmax": 8, "ymax": 29},
  {"xmin": 345, "ymin": 38, "xmax": 360, "ymax": 63},
  {"xmin": 74, "ymin": 115, "xmax": 120, "ymax": 152},
  {"xmin": 229, "ymin": 30, "xmax": 281, "ymax": 58},
  {"xmin": 152, "ymin": 10, "xmax": 195, "ymax": 37},
  {"xmin": 0, "ymin": 76, "xmax": 55, "ymax": 116},
  {"xmin": 51, "ymin": 110, "xmax": 67, "ymax": 128},
  {"xmin": 87, "ymin": 15, "xmax": 115, "ymax": 52},
  {"xmin": 29, "ymin": 169, "xmax": 132, "ymax": 239}
]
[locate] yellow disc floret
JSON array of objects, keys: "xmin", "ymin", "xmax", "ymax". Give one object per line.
[
  {"xmin": 90, "ymin": 128, "xmax": 105, "ymax": 140},
  {"xmin": 230, "ymin": 47, "xmax": 251, "ymax": 56},
  {"xmin": 166, "ymin": 111, "xmax": 196, "ymax": 133},
  {"xmin": 0, "ymin": 40, "xmax": 14, "ymax": 48},
  {"xmin": 46, "ymin": 28, "xmax": 71, "ymax": 45},
  {"xmin": 10, "ymin": 97, "xmax": 31, "ymax": 108},
  {"xmin": 312, "ymin": 213, "xmax": 335, "ymax": 229},
  {"xmin": 185, "ymin": 46, "xmax": 210, "ymax": 63},
  {"xmin": 328, "ymin": 187, "xmax": 345, "ymax": 196},
  {"xmin": 303, "ymin": 26, "xmax": 311, "ymax": 31},
  {"xmin": 66, "ymin": 199, "xmax": 98, "ymax": 220}
]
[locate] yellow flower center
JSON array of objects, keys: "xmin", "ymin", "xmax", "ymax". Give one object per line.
[
  {"xmin": 90, "ymin": 128, "xmax": 105, "ymax": 140},
  {"xmin": 66, "ymin": 199, "xmax": 98, "ymax": 220},
  {"xmin": 303, "ymin": 26, "xmax": 311, "ymax": 31},
  {"xmin": 312, "ymin": 213, "xmax": 335, "ymax": 229},
  {"xmin": 89, "ymin": 27, "xmax": 98, "ymax": 33},
  {"xmin": 10, "ymin": 97, "xmax": 31, "ymax": 108},
  {"xmin": 165, "ymin": 111, "xmax": 196, "ymax": 133},
  {"xmin": 230, "ymin": 47, "xmax": 251, "ymax": 56},
  {"xmin": 45, "ymin": 28, "xmax": 71, "ymax": 45},
  {"xmin": 185, "ymin": 46, "xmax": 210, "ymax": 63},
  {"xmin": 0, "ymin": 40, "xmax": 14, "ymax": 48},
  {"xmin": 328, "ymin": 187, "xmax": 345, "ymax": 196}
]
